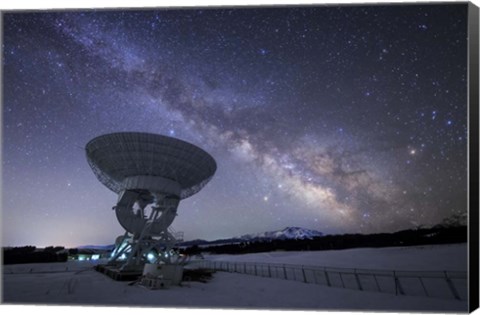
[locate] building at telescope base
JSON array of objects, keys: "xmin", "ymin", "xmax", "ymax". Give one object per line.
[{"xmin": 85, "ymin": 132, "xmax": 216, "ymax": 283}]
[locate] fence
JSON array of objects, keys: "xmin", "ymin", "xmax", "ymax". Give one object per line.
[{"xmin": 192, "ymin": 260, "xmax": 467, "ymax": 301}]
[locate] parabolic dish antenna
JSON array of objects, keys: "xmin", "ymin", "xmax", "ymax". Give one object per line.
[{"xmin": 86, "ymin": 132, "xmax": 216, "ymax": 271}]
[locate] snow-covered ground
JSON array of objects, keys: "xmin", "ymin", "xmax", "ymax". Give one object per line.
[
  {"xmin": 204, "ymin": 243, "xmax": 468, "ymax": 271},
  {"xmin": 2, "ymin": 244, "xmax": 469, "ymax": 312}
]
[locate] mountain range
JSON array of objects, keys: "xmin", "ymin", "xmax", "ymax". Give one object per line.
[
  {"xmin": 178, "ymin": 226, "xmax": 323, "ymax": 247},
  {"xmin": 239, "ymin": 226, "xmax": 323, "ymax": 240}
]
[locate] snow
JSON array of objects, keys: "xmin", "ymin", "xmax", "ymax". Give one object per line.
[
  {"xmin": 2, "ymin": 265, "xmax": 467, "ymax": 312},
  {"xmin": 2, "ymin": 244, "xmax": 470, "ymax": 313},
  {"xmin": 204, "ymin": 243, "xmax": 468, "ymax": 271}
]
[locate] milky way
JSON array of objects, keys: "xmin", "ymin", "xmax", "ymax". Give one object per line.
[{"xmin": 2, "ymin": 4, "xmax": 469, "ymax": 247}]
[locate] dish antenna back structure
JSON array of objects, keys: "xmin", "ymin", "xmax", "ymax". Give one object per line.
[{"xmin": 86, "ymin": 132, "xmax": 216, "ymax": 273}]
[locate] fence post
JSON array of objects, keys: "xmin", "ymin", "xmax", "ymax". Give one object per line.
[
  {"xmin": 254, "ymin": 264, "xmax": 257, "ymax": 276},
  {"xmin": 283, "ymin": 265, "xmax": 288, "ymax": 280},
  {"xmin": 324, "ymin": 268, "xmax": 331, "ymax": 287},
  {"xmin": 244, "ymin": 262, "xmax": 247, "ymax": 274},
  {"xmin": 418, "ymin": 277, "xmax": 429, "ymax": 297},
  {"xmin": 268, "ymin": 265, "xmax": 272, "ymax": 278},
  {"xmin": 301, "ymin": 266, "xmax": 307, "ymax": 283},
  {"xmin": 354, "ymin": 269, "xmax": 363, "ymax": 291},
  {"xmin": 394, "ymin": 271, "xmax": 405, "ymax": 295},
  {"xmin": 444, "ymin": 271, "xmax": 461, "ymax": 300}
]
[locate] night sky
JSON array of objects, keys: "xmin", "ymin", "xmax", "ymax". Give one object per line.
[{"xmin": 2, "ymin": 4, "xmax": 469, "ymax": 247}]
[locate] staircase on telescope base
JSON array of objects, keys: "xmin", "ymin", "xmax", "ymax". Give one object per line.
[{"xmin": 169, "ymin": 227, "xmax": 184, "ymax": 243}]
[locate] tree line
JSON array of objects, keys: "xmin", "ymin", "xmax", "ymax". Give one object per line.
[{"xmin": 3, "ymin": 246, "xmax": 68, "ymax": 265}]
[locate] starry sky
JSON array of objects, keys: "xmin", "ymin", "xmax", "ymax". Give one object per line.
[{"xmin": 2, "ymin": 3, "xmax": 469, "ymax": 247}]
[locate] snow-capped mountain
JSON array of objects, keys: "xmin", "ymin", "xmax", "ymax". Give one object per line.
[{"xmin": 240, "ymin": 226, "xmax": 323, "ymax": 240}]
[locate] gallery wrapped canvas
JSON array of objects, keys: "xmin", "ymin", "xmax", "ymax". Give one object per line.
[{"xmin": 1, "ymin": 1, "xmax": 478, "ymax": 314}]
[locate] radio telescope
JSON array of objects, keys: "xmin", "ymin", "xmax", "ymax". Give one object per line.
[{"xmin": 85, "ymin": 132, "xmax": 216, "ymax": 274}]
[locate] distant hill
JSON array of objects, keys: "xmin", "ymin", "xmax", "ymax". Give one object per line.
[
  {"xmin": 178, "ymin": 226, "xmax": 323, "ymax": 247},
  {"xmin": 76, "ymin": 244, "xmax": 115, "ymax": 251},
  {"xmin": 433, "ymin": 213, "xmax": 467, "ymax": 228}
]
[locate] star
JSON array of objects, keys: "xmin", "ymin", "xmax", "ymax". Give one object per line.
[{"xmin": 258, "ymin": 48, "xmax": 269, "ymax": 56}]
